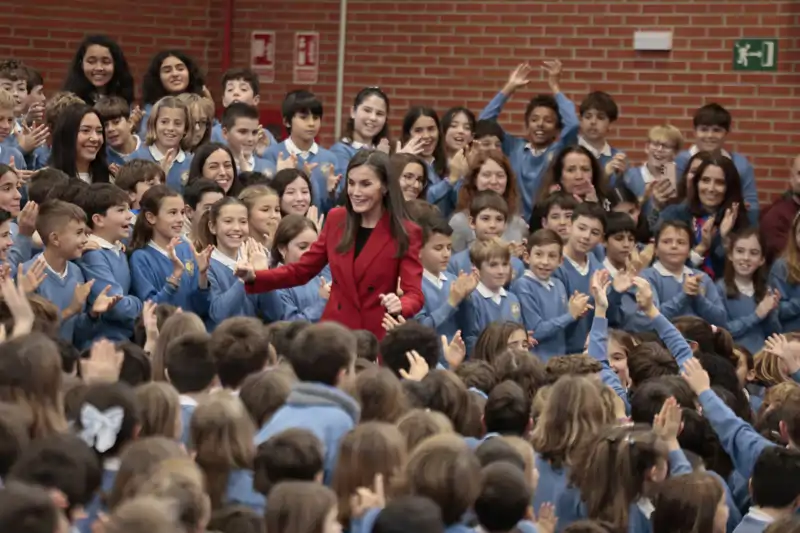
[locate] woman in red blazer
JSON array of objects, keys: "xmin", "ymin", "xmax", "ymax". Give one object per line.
[{"xmin": 237, "ymin": 150, "xmax": 424, "ymax": 339}]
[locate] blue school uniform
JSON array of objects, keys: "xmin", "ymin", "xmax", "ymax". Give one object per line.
[
  {"xmin": 77, "ymin": 236, "xmax": 143, "ymax": 344},
  {"xmin": 656, "ymin": 202, "xmax": 727, "ymax": 280},
  {"xmin": 478, "ymin": 91, "xmax": 579, "ymax": 221},
  {"xmin": 211, "ymin": 121, "xmax": 277, "ymax": 147},
  {"xmin": 578, "ymin": 136, "xmax": 622, "ymax": 179},
  {"xmin": 105, "ymin": 135, "xmax": 141, "ymax": 168},
  {"xmin": 676, "ymin": 147, "xmax": 759, "ymax": 225},
  {"xmin": 0, "ymin": 144, "xmax": 25, "ymax": 169},
  {"xmin": 23, "ymin": 253, "xmax": 97, "ymax": 347},
  {"xmin": 733, "ymin": 510, "xmax": 774, "ymax": 533},
  {"xmin": 77, "ymin": 461, "xmax": 119, "ymax": 533},
  {"xmin": 26, "ymin": 144, "xmax": 50, "ymax": 170},
  {"xmin": 423, "ymin": 159, "xmax": 458, "ymax": 218},
  {"xmin": 262, "ymin": 139, "xmax": 340, "ymax": 213},
  {"xmin": 7, "ymin": 225, "xmax": 34, "ymax": 273},
  {"xmin": 254, "ymin": 382, "xmax": 360, "ymax": 484},
  {"xmin": 136, "ymin": 103, "xmax": 153, "ymax": 138},
  {"xmin": 179, "ymin": 395, "xmax": 197, "ymax": 446},
  {"xmin": 129, "ymin": 240, "xmax": 211, "ymax": 318},
  {"xmin": 446, "ymin": 248, "xmax": 525, "ymax": 281},
  {"xmin": 621, "ymin": 262, "xmax": 727, "ymax": 332},
  {"xmin": 533, "ymin": 454, "xmax": 569, "ymax": 516},
  {"xmin": 552, "ymin": 252, "xmax": 602, "ymax": 354},
  {"xmin": 126, "ymin": 145, "xmax": 193, "ymax": 193},
  {"xmin": 226, "ymin": 469, "xmax": 266, "ymax": 513},
  {"xmin": 329, "ymin": 138, "xmax": 368, "ymax": 175},
  {"xmin": 623, "ymin": 164, "xmax": 661, "ymax": 217},
  {"xmin": 510, "ymin": 272, "xmax": 574, "ymax": 361},
  {"xmin": 716, "ymin": 280, "xmax": 781, "ymax": 355},
  {"xmin": 277, "ymin": 265, "xmax": 332, "ymax": 322},
  {"xmin": 414, "ymin": 270, "xmax": 460, "ymax": 343},
  {"xmin": 768, "ymin": 258, "xmax": 800, "ymax": 334},
  {"xmin": 458, "ymin": 282, "xmax": 523, "ymax": 355}
]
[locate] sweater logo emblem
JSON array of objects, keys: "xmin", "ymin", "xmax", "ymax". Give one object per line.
[
  {"xmin": 181, "ymin": 171, "xmax": 190, "ymax": 185},
  {"xmin": 184, "ymin": 260, "xmax": 195, "ymax": 275},
  {"xmin": 510, "ymin": 302, "xmax": 521, "ymax": 320}
]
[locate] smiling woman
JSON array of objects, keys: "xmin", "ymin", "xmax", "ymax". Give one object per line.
[
  {"xmin": 62, "ymin": 35, "xmax": 135, "ymax": 105},
  {"xmin": 49, "ymin": 104, "xmax": 111, "ymax": 184}
]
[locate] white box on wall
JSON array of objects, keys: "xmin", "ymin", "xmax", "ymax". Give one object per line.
[{"xmin": 633, "ymin": 31, "xmax": 673, "ymax": 51}]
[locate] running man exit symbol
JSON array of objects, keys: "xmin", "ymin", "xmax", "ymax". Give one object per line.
[{"xmin": 733, "ymin": 39, "xmax": 778, "ymax": 71}]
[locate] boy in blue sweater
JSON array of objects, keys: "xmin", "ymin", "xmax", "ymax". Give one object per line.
[
  {"xmin": 458, "ymin": 237, "xmax": 524, "ymax": 354},
  {"xmin": 222, "ymin": 103, "xmax": 275, "ymax": 178},
  {"xmin": 212, "ymin": 67, "xmax": 276, "ymax": 151},
  {"xmin": 478, "ymin": 60, "xmax": 578, "ymax": 221},
  {"xmin": 553, "ymin": 202, "xmax": 605, "ymax": 354},
  {"xmin": 112, "ymin": 160, "xmax": 164, "ymax": 217},
  {"xmin": 676, "ymin": 103, "xmax": 759, "ymax": 225},
  {"xmin": 415, "ymin": 212, "xmax": 477, "ymax": 343},
  {"xmin": 77, "ymin": 183, "xmax": 141, "ymax": 344},
  {"xmin": 511, "ymin": 229, "xmax": 591, "ymax": 361},
  {"xmin": 577, "ymin": 91, "xmax": 627, "ymax": 182},
  {"xmin": 262, "ymin": 90, "xmax": 339, "ymax": 213},
  {"xmin": 622, "ymin": 125, "xmax": 682, "ymax": 217},
  {"xmin": 448, "ymin": 192, "xmax": 525, "ymax": 281},
  {"xmin": 94, "ymin": 96, "xmax": 140, "ymax": 169},
  {"xmin": 23, "ymin": 200, "xmax": 119, "ymax": 347},
  {"xmin": 733, "ymin": 447, "xmax": 800, "ymax": 533},
  {"xmin": 253, "ymin": 322, "xmax": 360, "ymax": 484}
]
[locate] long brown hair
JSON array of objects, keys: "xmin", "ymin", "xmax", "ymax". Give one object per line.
[
  {"xmin": 270, "ymin": 214, "xmax": 318, "ymax": 268},
  {"xmin": 197, "ymin": 196, "xmax": 248, "ymax": 251},
  {"xmin": 651, "ymin": 472, "xmax": 725, "ymax": 533},
  {"xmin": 689, "ymin": 156, "xmax": 748, "ymax": 226},
  {"xmin": 456, "ymin": 150, "xmax": 520, "ymax": 214},
  {"xmin": 265, "ymin": 482, "xmax": 337, "ymax": 533},
  {"xmin": 390, "ymin": 152, "xmax": 429, "ymax": 200},
  {"xmin": 784, "ymin": 211, "xmax": 800, "ymax": 284},
  {"xmin": 153, "ymin": 312, "xmax": 205, "ymax": 381},
  {"xmin": 723, "ymin": 227, "xmax": 768, "ymax": 300},
  {"xmin": 129, "ymin": 185, "xmax": 182, "ymax": 252},
  {"xmin": 134, "ymin": 382, "xmax": 181, "ymax": 440},
  {"xmin": 537, "ymin": 145, "xmax": 608, "ymax": 205},
  {"xmin": 335, "ymin": 150, "xmax": 410, "ymax": 257}
]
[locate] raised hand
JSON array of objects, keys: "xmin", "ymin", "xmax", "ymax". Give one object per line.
[
  {"xmin": 160, "ymin": 148, "xmax": 177, "ymax": 174},
  {"xmin": 81, "ymin": 339, "xmax": 124, "ymax": 384},
  {"xmin": 276, "ymin": 151, "xmax": 298, "ymax": 172},
  {"xmin": 24, "ymin": 101, "xmax": 45, "ymax": 125},
  {"xmin": 306, "ymin": 205, "xmax": 324, "ymax": 230},
  {"xmin": 503, "ymin": 63, "xmax": 533, "ymax": 95},
  {"xmin": 696, "ymin": 216, "xmax": 716, "ymax": 255},
  {"xmin": 447, "ymin": 148, "xmax": 469, "ymax": 184},
  {"xmin": 604, "ymin": 152, "xmax": 627, "ymax": 177},
  {"xmin": 16, "ymin": 201, "xmax": 38, "ymax": 237},
  {"xmin": 683, "ymin": 274, "xmax": 701, "ymax": 297},
  {"xmin": 442, "ymin": 331, "xmax": 466, "ymax": 370},
  {"xmin": 255, "ymin": 125, "xmax": 271, "ymax": 157},
  {"xmin": 765, "ymin": 332, "xmax": 800, "ymax": 375},
  {"xmin": 303, "ymin": 161, "xmax": 319, "ymax": 177},
  {"xmin": 129, "ymin": 106, "xmax": 144, "ymax": 132},
  {"xmin": 165, "ymin": 237, "xmax": 185, "ymax": 277},
  {"xmin": 653, "ymin": 396, "xmax": 682, "ymax": 450},
  {"xmin": 350, "ymin": 474, "xmax": 386, "ymax": 519},
  {"xmin": 193, "ymin": 245, "xmax": 213, "ymax": 275},
  {"xmin": 246, "ymin": 238, "xmax": 269, "ymax": 271},
  {"xmin": 238, "ymin": 149, "xmax": 254, "ymax": 172},
  {"xmin": 399, "ymin": 350, "xmax": 429, "ymax": 381},
  {"xmin": 0, "ymin": 276, "xmax": 34, "ymax": 338},
  {"xmin": 568, "ymin": 291, "xmax": 591, "ymax": 319},
  {"xmin": 69, "ymin": 279, "xmax": 96, "ymax": 317},
  {"xmin": 542, "ymin": 59, "xmax": 563, "ymax": 93},
  {"xmin": 397, "ymin": 136, "xmax": 425, "ymax": 155},
  {"xmin": 379, "ymin": 292, "xmax": 402, "ymax": 315},
  {"xmin": 633, "ymin": 276, "xmax": 657, "ymax": 315},
  {"xmin": 719, "ymin": 202, "xmax": 740, "ymax": 239},
  {"xmin": 142, "ymin": 300, "xmax": 159, "ymax": 341},
  {"xmin": 326, "ymin": 165, "xmax": 342, "ymax": 194},
  {"xmin": 17, "ymin": 258, "xmax": 46, "ymax": 294},
  {"xmin": 376, "ymin": 138, "xmax": 390, "ymax": 154},
  {"xmin": 318, "ymin": 277, "xmax": 331, "ymax": 300},
  {"xmin": 590, "ymin": 270, "xmax": 611, "ymax": 310},
  {"xmin": 16, "ymin": 122, "xmax": 49, "ymax": 154}
]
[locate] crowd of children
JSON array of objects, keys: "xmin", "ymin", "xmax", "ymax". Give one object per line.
[{"xmin": 0, "ymin": 33, "xmax": 799, "ymax": 533}]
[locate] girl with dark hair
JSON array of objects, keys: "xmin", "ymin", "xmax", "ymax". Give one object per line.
[
  {"xmin": 62, "ymin": 35, "xmax": 135, "ymax": 105},
  {"xmin": 49, "ymin": 104, "xmax": 110, "ymax": 184},
  {"xmin": 187, "ymin": 142, "xmax": 241, "ymax": 197},
  {"xmin": 238, "ymin": 150, "xmax": 423, "ymax": 340},
  {"xmin": 330, "ymin": 87, "xmax": 390, "ymax": 172}
]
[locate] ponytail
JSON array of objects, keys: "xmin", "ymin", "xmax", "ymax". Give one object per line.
[
  {"xmin": 129, "ymin": 185, "xmax": 180, "ymax": 252},
  {"xmin": 197, "ymin": 196, "xmax": 247, "ymax": 253}
]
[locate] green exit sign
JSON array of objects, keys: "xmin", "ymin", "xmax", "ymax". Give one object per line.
[{"xmin": 733, "ymin": 39, "xmax": 778, "ymax": 71}]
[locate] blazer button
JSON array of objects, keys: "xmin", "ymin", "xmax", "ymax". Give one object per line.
[
  {"xmin": 337, "ymin": 304, "xmax": 342, "ymax": 310},
  {"xmin": 367, "ymin": 285, "xmax": 375, "ymax": 292}
]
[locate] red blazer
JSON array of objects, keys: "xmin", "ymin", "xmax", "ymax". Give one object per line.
[{"xmin": 245, "ymin": 207, "xmax": 424, "ymax": 339}]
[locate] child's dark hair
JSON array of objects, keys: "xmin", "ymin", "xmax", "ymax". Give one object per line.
[
  {"xmin": 94, "ymin": 95, "xmax": 131, "ymax": 123},
  {"xmin": 751, "ymin": 447, "xmax": 800, "ymax": 509},
  {"xmin": 129, "ymin": 185, "xmax": 181, "ymax": 251},
  {"xmin": 354, "ymin": 329, "xmax": 379, "ymax": 362},
  {"xmin": 469, "ymin": 190, "xmax": 509, "ymax": 221},
  {"xmin": 724, "ymin": 226, "xmax": 769, "ymax": 300},
  {"xmin": 114, "ymin": 159, "xmax": 165, "ymax": 195},
  {"xmin": 526, "ymin": 228, "xmax": 563, "ymax": 254},
  {"xmin": 23, "ymin": 65, "xmax": 43, "ymax": 92},
  {"xmin": 571, "ymin": 201, "xmax": 608, "ymax": 234},
  {"xmin": 79, "ymin": 183, "xmax": 130, "ymax": 229},
  {"xmin": 474, "ymin": 119, "xmax": 505, "ymax": 143},
  {"xmin": 525, "ymin": 94, "xmax": 562, "ymax": 128},
  {"xmin": 580, "ymin": 91, "xmax": 619, "ymax": 122},
  {"xmin": 222, "ymin": 102, "xmax": 260, "ymax": 131},
  {"xmin": 453, "ymin": 360, "xmax": 497, "ymax": 397},
  {"xmin": 0, "ymin": 402, "xmax": 30, "ymax": 478},
  {"xmin": 441, "ymin": 106, "xmax": 476, "ymax": 139},
  {"xmin": 655, "ymin": 219, "xmax": 695, "ymax": 247},
  {"xmin": 346, "ymin": 87, "xmax": 390, "ymax": 145},
  {"xmin": 239, "ymin": 369, "xmax": 294, "ymax": 428},
  {"xmin": 188, "ymin": 142, "xmax": 241, "ymax": 196},
  {"xmin": 197, "ymin": 196, "xmax": 247, "ymax": 250},
  {"xmin": 271, "ymin": 168, "xmax": 313, "ymax": 216},
  {"xmin": 529, "ymin": 190, "xmax": 580, "ymax": 232},
  {"xmin": 693, "ymin": 102, "xmax": 732, "ymax": 131},
  {"xmin": 281, "ymin": 90, "xmax": 323, "ymax": 133},
  {"xmin": 208, "ymin": 505, "xmax": 265, "ymax": 533},
  {"xmin": 474, "ymin": 461, "xmax": 532, "ymax": 532},
  {"xmin": 373, "ymin": 496, "xmax": 445, "ymax": 533},
  {"xmin": 45, "ymin": 178, "xmax": 90, "ymax": 205},
  {"xmin": 417, "ymin": 211, "xmax": 453, "ymax": 245},
  {"xmin": 421, "ymin": 370, "xmax": 472, "ymax": 435},
  {"xmin": 210, "ymin": 317, "xmax": 272, "ymax": 390},
  {"xmin": 475, "ymin": 438, "xmax": 524, "ymax": 470},
  {"xmin": 627, "ymin": 343, "xmax": 679, "ymax": 390},
  {"xmin": 253, "ymin": 428, "xmax": 324, "ymax": 496},
  {"xmin": 605, "ymin": 211, "xmax": 636, "ymax": 240},
  {"xmin": 401, "ymin": 106, "xmax": 447, "ymax": 178},
  {"xmin": 237, "ymin": 171, "xmax": 270, "ymax": 188},
  {"xmin": 56, "ymin": 337, "xmax": 81, "ymax": 375},
  {"xmin": 165, "ymin": 332, "xmax": 214, "ymax": 394},
  {"xmin": 117, "ymin": 342, "xmax": 153, "ymax": 387},
  {"xmin": 142, "ymin": 50, "xmax": 205, "ymax": 105},
  {"xmin": 0, "ymin": 481, "xmax": 62, "ymax": 533},
  {"xmin": 75, "ymin": 382, "xmax": 140, "ymax": 459},
  {"xmin": 222, "ymin": 67, "xmax": 260, "ymax": 96},
  {"xmin": 35, "ymin": 199, "xmax": 87, "ymax": 246},
  {"xmin": 288, "ymin": 322, "xmax": 356, "ymax": 385},
  {"xmin": 355, "ymin": 367, "xmax": 408, "ymax": 423},
  {"xmin": 63, "ymin": 35, "xmax": 135, "ymax": 104},
  {"xmin": 380, "ymin": 321, "xmax": 440, "ymax": 378},
  {"xmin": 269, "ymin": 214, "xmax": 318, "ymax": 267},
  {"xmin": 183, "ymin": 177, "xmax": 225, "ymax": 210},
  {"xmin": 484, "ymin": 380, "xmax": 530, "ymax": 436},
  {"xmin": 7, "ymin": 433, "xmax": 102, "ymax": 520},
  {"xmin": 27, "ymin": 168, "xmax": 70, "ymax": 204},
  {"xmin": 49, "ymin": 104, "xmax": 111, "ymax": 183}
]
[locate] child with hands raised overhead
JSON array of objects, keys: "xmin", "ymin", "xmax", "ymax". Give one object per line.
[
  {"xmin": 479, "ymin": 60, "xmax": 579, "ymax": 221},
  {"xmin": 129, "ymin": 185, "xmax": 211, "ymax": 318}
]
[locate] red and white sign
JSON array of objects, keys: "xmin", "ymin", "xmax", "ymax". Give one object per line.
[
  {"xmin": 293, "ymin": 31, "xmax": 319, "ymax": 84},
  {"xmin": 250, "ymin": 31, "xmax": 276, "ymax": 83}
]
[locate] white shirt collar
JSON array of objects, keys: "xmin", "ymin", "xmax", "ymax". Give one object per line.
[
  {"xmin": 640, "ymin": 164, "xmax": 657, "ymax": 184},
  {"xmin": 211, "ymin": 247, "xmax": 240, "ymax": 271},
  {"xmin": 423, "ymin": 269, "xmax": 447, "ymax": 289},
  {"xmin": 149, "ymin": 144, "xmax": 186, "ymax": 163},
  {"xmin": 653, "ymin": 260, "xmax": 693, "ymax": 282},
  {"xmin": 285, "ymin": 137, "xmax": 319, "ymax": 158},
  {"xmin": 524, "ymin": 269, "xmax": 554, "ymax": 288},
  {"xmin": 524, "ymin": 142, "xmax": 548, "ymax": 157},
  {"xmin": 564, "ymin": 252, "xmax": 590, "ymax": 276},
  {"xmin": 603, "ymin": 257, "xmax": 620, "ymax": 278},
  {"xmin": 745, "ymin": 508, "xmax": 776, "ymax": 524},
  {"xmin": 89, "ymin": 234, "xmax": 123, "ymax": 256},
  {"xmin": 179, "ymin": 394, "xmax": 198, "ymax": 407},
  {"xmin": 734, "ymin": 279, "xmax": 755, "ymax": 297},
  {"xmin": 689, "ymin": 144, "xmax": 731, "ymax": 159},
  {"xmin": 109, "ymin": 134, "xmax": 141, "ymax": 157},
  {"xmin": 343, "ymin": 138, "xmax": 371, "ymax": 150},
  {"xmin": 77, "ymin": 172, "xmax": 91, "ymax": 183},
  {"xmin": 476, "ymin": 281, "xmax": 506, "ymax": 305},
  {"xmin": 579, "ymin": 136, "xmax": 612, "ymax": 158},
  {"xmin": 104, "ymin": 458, "xmax": 121, "ymax": 472},
  {"xmin": 43, "ymin": 255, "xmax": 69, "ymax": 280},
  {"xmin": 147, "ymin": 240, "xmax": 171, "ymax": 258}
]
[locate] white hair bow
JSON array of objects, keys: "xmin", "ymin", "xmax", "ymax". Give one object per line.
[{"xmin": 78, "ymin": 404, "xmax": 124, "ymax": 453}]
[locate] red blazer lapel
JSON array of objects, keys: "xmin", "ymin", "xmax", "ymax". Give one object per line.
[
  {"xmin": 328, "ymin": 210, "xmax": 359, "ymax": 304},
  {"xmin": 353, "ymin": 211, "xmax": 393, "ymax": 285}
]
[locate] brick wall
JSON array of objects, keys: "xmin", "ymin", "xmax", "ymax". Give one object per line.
[{"xmin": 4, "ymin": 0, "xmax": 800, "ymax": 199}]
